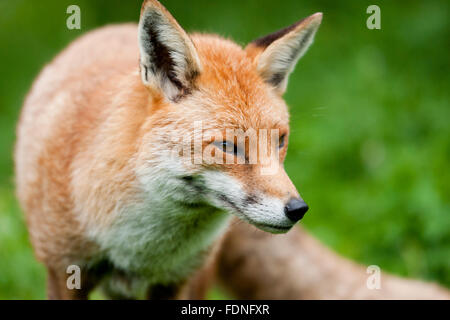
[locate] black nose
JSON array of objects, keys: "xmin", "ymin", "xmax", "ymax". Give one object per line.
[{"xmin": 284, "ymin": 198, "xmax": 309, "ymax": 222}]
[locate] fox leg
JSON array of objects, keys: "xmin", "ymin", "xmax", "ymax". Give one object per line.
[
  {"xmin": 217, "ymin": 218, "xmax": 450, "ymax": 299},
  {"xmin": 145, "ymin": 268, "xmax": 213, "ymax": 300}
]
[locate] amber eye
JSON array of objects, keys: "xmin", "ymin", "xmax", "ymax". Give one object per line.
[
  {"xmin": 279, "ymin": 134, "xmax": 286, "ymax": 148},
  {"xmin": 213, "ymin": 140, "xmax": 238, "ymax": 155}
]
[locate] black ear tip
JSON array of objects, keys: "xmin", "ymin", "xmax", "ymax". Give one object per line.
[
  {"xmin": 250, "ymin": 19, "xmax": 304, "ymax": 49},
  {"xmin": 250, "ymin": 13, "xmax": 322, "ymax": 49}
]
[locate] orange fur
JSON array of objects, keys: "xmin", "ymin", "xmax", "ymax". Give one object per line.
[
  {"xmin": 15, "ymin": 18, "xmax": 299, "ymax": 299},
  {"xmin": 15, "ymin": 0, "xmax": 449, "ymax": 300}
]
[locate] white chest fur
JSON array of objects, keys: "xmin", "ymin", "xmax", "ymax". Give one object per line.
[{"xmin": 94, "ymin": 198, "xmax": 230, "ymax": 285}]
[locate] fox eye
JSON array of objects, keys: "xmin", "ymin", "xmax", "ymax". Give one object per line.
[
  {"xmin": 279, "ymin": 134, "xmax": 286, "ymax": 148},
  {"xmin": 213, "ymin": 140, "xmax": 238, "ymax": 155}
]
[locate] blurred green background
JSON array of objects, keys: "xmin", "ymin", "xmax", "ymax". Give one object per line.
[{"xmin": 0, "ymin": 0, "xmax": 449, "ymax": 299}]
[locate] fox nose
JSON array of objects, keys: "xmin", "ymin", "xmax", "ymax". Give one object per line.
[{"xmin": 284, "ymin": 198, "xmax": 309, "ymax": 222}]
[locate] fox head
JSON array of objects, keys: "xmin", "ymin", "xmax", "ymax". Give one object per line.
[{"xmin": 136, "ymin": 0, "xmax": 322, "ymax": 233}]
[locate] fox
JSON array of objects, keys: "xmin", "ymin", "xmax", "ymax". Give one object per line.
[{"xmin": 15, "ymin": 0, "xmax": 450, "ymax": 300}]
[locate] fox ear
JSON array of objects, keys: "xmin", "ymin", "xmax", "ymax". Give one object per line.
[
  {"xmin": 138, "ymin": 0, "xmax": 201, "ymax": 101},
  {"xmin": 246, "ymin": 13, "xmax": 322, "ymax": 94}
]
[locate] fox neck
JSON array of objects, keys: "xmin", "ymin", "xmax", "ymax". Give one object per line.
[{"xmin": 94, "ymin": 185, "xmax": 231, "ymax": 285}]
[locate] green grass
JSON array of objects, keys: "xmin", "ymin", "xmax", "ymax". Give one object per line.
[
  {"xmin": 0, "ymin": 186, "xmax": 46, "ymax": 299},
  {"xmin": 0, "ymin": 0, "xmax": 449, "ymax": 299}
]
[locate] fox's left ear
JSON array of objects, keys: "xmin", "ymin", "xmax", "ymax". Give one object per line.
[
  {"xmin": 138, "ymin": 0, "xmax": 201, "ymax": 101},
  {"xmin": 246, "ymin": 13, "xmax": 322, "ymax": 94}
]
